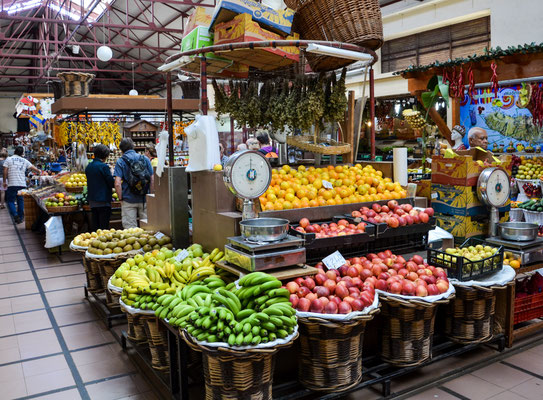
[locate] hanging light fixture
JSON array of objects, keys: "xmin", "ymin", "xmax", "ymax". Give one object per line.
[
  {"xmin": 129, "ymin": 63, "xmax": 138, "ymax": 96},
  {"xmin": 97, "ymin": 12, "xmax": 112, "ymax": 62}
]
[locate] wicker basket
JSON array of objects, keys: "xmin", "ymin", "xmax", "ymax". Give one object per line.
[
  {"xmin": 287, "ymin": 135, "xmax": 351, "ymax": 155},
  {"xmin": 46, "ymin": 205, "xmax": 79, "ymax": 213},
  {"xmin": 23, "ymin": 194, "xmax": 39, "ymax": 230},
  {"xmin": 143, "ymin": 316, "xmax": 170, "ymax": 371},
  {"xmin": 65, "ymin": 186, "xmax": 84, "ymax": 193},
  {"xmin": 445, "ymin": 285, "xmax": 504, "ymax": 344},
  {"xmin": 297, "ymin": 308, "xmax": 379, "ymax": 392},
  {"xmin": 74, "ymin": 248, "xmax": 103, "ymax": 293},
  {"xmin": 181, "ymin": 329, "xmax": 297, "ymax": 400},
  {"xmin": 284, "ymin": 0, "xmax": 383, "ymax": 71},
  {"xmin": 96, "ymin": 257, "xmax": 130, "ymax": 308},
  {"xmin": 120, "ymin": 304, "xmax": 148, "ymax": 343},
  {"xmin": 379, "ymin": 293, "xmax": 454, "ymax": 367},
  {"xmin": 57, "ymin": 72, "xmax": 95, "ymax": 97}
]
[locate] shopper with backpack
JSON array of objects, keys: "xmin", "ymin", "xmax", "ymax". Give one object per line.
[{"xmin": 114, "ymin": 138, "xmax": 154, "ymax": 229}]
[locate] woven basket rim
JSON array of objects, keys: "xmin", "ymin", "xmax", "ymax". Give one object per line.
[
  {"xmin": 180, "ymin": 329, "xmax": 298, "ymax": 356},
  {"xmin": 379, "ymin": 292, "xmax": 455, "ymax": 308},
  {"xmin": 298, "ymin": 305, "xmax": 380, "ymax": 326}
]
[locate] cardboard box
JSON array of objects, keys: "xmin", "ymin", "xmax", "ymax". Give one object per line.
[
  {"xmin": 431, "ymin": 148, "xmax": 494, "ymax": 186},
  {"xmin": 184, "ymin": 7, "xmax": 214, "ymax": 35},
  {"xmin": 416, "ymin": 179, "xmax": 431, "ymax": 201},
  {"xmin": 180, "ymin": 27, "xmax": 249, "ymax": 78},
  {"xmin": 431, "ymin": 183, "xmax": 484, "ymax": 217},
  {"xmin": 210, "ymin": 0, "xmax": 294, "ymax": 36},
  {"xmin": 213, "ymin": 13, "xmax": 299, "ymax": 71},
  {"xmin": 435, "ymin": 213, "xmax": 487, "ymax": 244}
]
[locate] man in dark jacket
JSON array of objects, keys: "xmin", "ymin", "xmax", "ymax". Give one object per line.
[{"xmin": 85, "ymin": 144, "xmax": 114, "ymax": 230}]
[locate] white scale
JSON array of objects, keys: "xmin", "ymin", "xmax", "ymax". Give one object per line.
[
  {"xmin": 477, "ymin": 167, "xmax": 511, "ymax": 237},
  {"xmin": 223, "ymin": 150, "xmax": 272, "ymax": 220}
]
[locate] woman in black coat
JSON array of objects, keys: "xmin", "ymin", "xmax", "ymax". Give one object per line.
[{"xmin": 85, "ymin": 144, "xmax": 114, "ymax": 231}]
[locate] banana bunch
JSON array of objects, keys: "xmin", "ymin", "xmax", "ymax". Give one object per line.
[
  {"xmin": 57, "ymin": 121, "xmax": 121, "ymax": 146},
  {"xmin": 179, "ymin": 272, "xmax": 297, "ymax": 346},
  {"xmin": 402, "ymin": 109, "xmax": 426, "ymax": 129},
  {"xmin": 121, "ymin": 282, "xmax": 177, "ymax": 306}
]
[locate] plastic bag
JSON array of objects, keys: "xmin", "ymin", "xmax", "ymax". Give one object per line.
[
  {"xmin": 156, "ymin": 130, "xmax": 168, "ymax": 178},
  {"xmin": 184, "ymin": 115, "xmax": 220, "ymax": 172},
  {"xmin": 44, "ymin": 216, "xmax": 65, "ymax": 248}
]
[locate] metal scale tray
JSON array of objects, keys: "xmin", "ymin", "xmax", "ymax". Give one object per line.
[
  {"xmin": 225, "ymin": 235, "xmax": 306, "ymax": 272},
  {"xmin": 486, "ymin": 236, "xmax": 543, "ymax": 266}
]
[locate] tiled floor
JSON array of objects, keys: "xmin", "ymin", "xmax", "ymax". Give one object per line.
[
  {"xmin": 0, "ymin": 210, "xmax": 157, "ymax": 400},
  {"xmin": 2, "ymin": 209, "xmax": 543, "ymax": 400}
]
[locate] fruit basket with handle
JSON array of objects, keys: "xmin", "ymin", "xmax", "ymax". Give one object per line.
[
  {"xmin": 427, "ymin": 238, "xmax": 503, "ymax": 281},
  {"xmin": 297, "ymin": 307, "xmax": 380, "ymax": 392},
  {"xmin": 445, "ymin": 283, "xmax": 506, "ymax": 344},
  {"xmin": 180, "ymin": 329, "xmax": 298, "ymax": 400}
]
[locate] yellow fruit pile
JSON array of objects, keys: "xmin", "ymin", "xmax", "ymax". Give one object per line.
[
  {"xmin": 65, "ymin": 173, "xmax": 87, "ymax": 188},
  {"xmin": 57, "ymin": 122, "xmax": 121, "ymax": 147},
  {"xmin": 504, "ymin": 251, "xmax": 521, "ymax": 269},
  {"xmin": 260, "ymin": 164, "xmax": 406, "ymax": 211}
]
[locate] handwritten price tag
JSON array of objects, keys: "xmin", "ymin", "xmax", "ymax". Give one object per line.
[
  {"xmin": 154, "ymin": 231, "xmax": 165, "ymax": 239},
  {"xmin": 322, "ymin": 251, "xmax": 347, "ymax": 270},
  {"xmin": 175, "ymin": 249, "xmax": 189, "ymax": 262},
  {"xmin": 322, "ymin": 180, "xmax": 334, "ymax": 190}
]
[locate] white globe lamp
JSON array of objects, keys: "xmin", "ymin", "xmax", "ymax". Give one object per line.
[
  {"xmin": 129, "ymin": 89, "xmax": 138, "ymax": 96},
  {"xmin": 97, "ymin": 45, "xmax": 113, "ymax": 62}
]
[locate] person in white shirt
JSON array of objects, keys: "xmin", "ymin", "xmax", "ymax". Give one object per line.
[{"xmin": 3, "ymin": 146, "xmax": 41, "ymax": 224}]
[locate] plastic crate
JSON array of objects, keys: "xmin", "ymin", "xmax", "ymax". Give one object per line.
[
  {"xmin": 289, "ymin": 217, "xmax": 375, "ymax": 263},
  {"xmin": 368, "ymin": 231, "xmax": 428, "ymax": 254},
  {"xmin": 427, "ymin": 238, "xmax": 503, "ymax": 281},
  {"xmin": 514, "ymin": 291, "xmax": 543, "ymax": 325}
]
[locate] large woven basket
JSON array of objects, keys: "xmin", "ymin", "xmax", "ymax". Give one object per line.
[
  {"xmin": 120, "ymin": 304, "xmax": 148, "ymax": 343},
  {"xmin": 57, "ymin": 72, "xmax": 95, "ymax": 97},
  {"xmin": 46, "ymin": 205, "xmax": 79, "ymax": 213},
  {"xmin": 445, "ymin": 285, "xmax": 504, "ymax": 344},
  {"xmin": 96, "ymin": 257, "xmax": 130, "ymax": 308},
  {"xmin": 143, "ymin": 316, "xmax": 170, "ymax": 371},
  {"xmin": 379, "ymin": 293, "xmax": 454, "ymax": 367},
  {"xmin": 77, "ymin": 249, "xmax": 103, "ymax": 293},
  {"xmin": 297, "ymin": 308, "xmax": 379, "ymax": 392},
  {"xmin": 286, "ymin": 135, "xmax": 351, "ymax": 155},
  {"xmin": 285, "ymin": 0, "xmax": 383, "ymax": 71},
  {"xmin": 181, "ymin": 329, "xmax": 297, "ymax": 400}
]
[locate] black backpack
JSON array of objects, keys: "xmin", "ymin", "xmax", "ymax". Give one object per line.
[{"xmin": 122, "ymin": 154, "xmax": 151, "ymax": 196}]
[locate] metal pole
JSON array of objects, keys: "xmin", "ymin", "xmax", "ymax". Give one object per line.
[
  {"xmin": 200, "ymin": 57, "xmax": 208, "ymax": 115},
  {"xmin": 370, "ymin": 67, "xmax": 376, "ymax": 161},
  {"xmin": 167, "ymin": 72, "xmax": 174, "ymax": 166}
]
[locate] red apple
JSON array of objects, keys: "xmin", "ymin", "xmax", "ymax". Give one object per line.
[
  {"xmin": 375, "ymin": 279, "xmax": 387, "ymax": 291},
  {"xmin": 398, "ymin": 268, "xmax": 408, "ymax": 277},
  {"xmin": 306, "ymin": 293, "xmax": 317, "ymax": 302},
  {"xmin": 348, "ymin": 287, "xmax": 360, "ymax": 296},
  {"xmin": 387, "ymin": 200, "xmax": 398, "ymax": 209},
  {"xmin": 295, "ymin": 227, "xmax": 305, "ymax": 233},
  {"xmin": 407, "ymin": 272, "xmax": 419, "ymax": 281},
  {"xmin": 335, "ymin": 284, "xmax": 349, "ymax": 299},
  {"xmin": 427, "ymin": 284, "xmax": 439, "ymax": 296},
  {"xmin": 289, "ymin": 294, "xmax": 299, "ymax": 307},
  {"xmin": 412, "ymin": 214, "xmax": 421, "ymax": 224},
  {"xmin": 320, "ymin": 296, "xmax": 329, "ymax": 308},
  {"xmin": 315, "ymin": 273, "xmax": 327, "ymax": 286},
  {"xmin": 297, "ymin": 286, "xmax": 311, "ymax": 297},
  {"xmin": 314, "ymin": 286, "xmax": 331, "ymax": 298},
  {"xmin": 305, "ymin": 225, "xmax": 316, "ymax": 233},
  {"xmin": 312, "ymin": 224, "xmax": 322, "ymax": 233},
  {"xmin": 416, "ymin": 285, "xmax": 428, "ymax": 297},
  {"xmin": 297, "ymin": 297, "xmax": 310, "ymax": 311},
  {"xmin": 401, "ymin": 203, "xmax": 413, "ymax": 212},
  {"xmin": 372, "ymin": 264, "xmax": 383, "ymax": 277},
  {"xmin": 396, "ymin": 255, "xmax": 406, "ymax": 265},
  {"xmin": 326, "ymin": 270, "xmax": 338, "ymax": 281},
  {"xmin": 398, "ymin": 216, "xmax": 407, "ymax": 226},
  {"xmin": 405, "ymin": 215, "xmax": 414, "ymax": 225},
  {"xmin": 294, "ymin": 277, "xmax": 305, "ymax": 285},
  {"xmin": 390, "ymin": 281, "xmax": 402, "ymax": 294},
  {"xmin": 360, "ymin": 291, "xmax": 374, "ymax": 307},
  {"xmin": 347, "ymin": 266, "xmax": 359, "ymax": 278},
  {"xmin": 310, "ymin": 298, "xmax": 324, "ymax": 313},
  {"xmin": 302, "ymin": 277, "xmax": 316, "ymax": 290},
  {"xmin": 412, "ymin": 255, "xmax": 424, "ymax": 265},
  {"xmin": 361, "ymin": 268, "xmax": 373, "ymax": 280},
  {"xmin": 395, "ymin": 208, "xmax": 406, "ymax": 216},
  {"xmin": 286, "ymin": 281, "xmax": 300, "ymax": 294},
  {"xmin": 324, "ymin": 301, "xmax": 338, "ymax": 314},
  {"xmin": 329, "ymin": 295, "xmax": 341, "ymax": 306},
  {"xmin": 381, "ymin": 205, "xmax": 390, "ymax": 213},
  {"xmin": 338, "ymin": 301, "xmax": 352, "ymax": 314},
  {"xmin": 387, "ymin": 217, "xmax": 399, "ymax": 228},
  {"xmin": 352, "ymin": 277, "xmax": 363, "ymax": 287},
  {"xmin": 299, "ymin": 218, "xmax": 310, "ymax": 228},
  {"xmin": 419, "ymin": 212, "xmax": 430, "ymax": 224},
  {"xmin": 402, "ymin": 281, "xmax": 416, "ymax": 295},
  {"xmin": 372, "ymin": 203, "xmax": 382, "ymax": 213},
  {"xmin": 323, "ymin": 279, "xmax": 336, "ymax": 294},
  {"xmin": 424, "ymin": 208, "xmax": 434, "ymax": 217},
  {"xmin": 351, "ymin": 299, "xmax": 364, "ymax": 311}
]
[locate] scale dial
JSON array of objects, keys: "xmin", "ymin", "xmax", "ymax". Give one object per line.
[
  {"xmin": 224, "ymin": 150, "xmax": 271, "ymax": 200},
  {"xmin": 477, "ymin": 167, "xmax": 510, "ymax": 208}
]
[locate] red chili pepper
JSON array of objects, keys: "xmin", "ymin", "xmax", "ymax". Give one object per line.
[
  {"xmin": 457, "ymin": 66, "xmax": 464, "ymax": 98},
  {"xmin": 442, "ymin": 68, "xmax": 450, "ymax": 85},
  {"xmin": 449, "ymin": 68, "xmax": 457, "ymax": 98},
  {"xmin": 529, "ymin": 83, "xmax": 543, "ymax": 128},
  {"xmin": 490, "ymin": 62, "xmax": 499, "ymax": 95},
  {"xmin": 467, "ymin": 64, "xmax": 476, "ymax": 103}
]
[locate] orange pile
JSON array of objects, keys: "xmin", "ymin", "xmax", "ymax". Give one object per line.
[{"xmin": 260, "ymin": 164, "xmax": 407, "ymax": 211}]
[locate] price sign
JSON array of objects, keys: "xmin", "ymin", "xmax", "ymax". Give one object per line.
[
  {"xmin": 322, "ymin": 180, "xmax": 334, "ymax": 190},
  {"xmin": 175, "ymin": 249, "xmax": 189, "ymax": 262},
  {"xmin": 154, "ymin": 231, "xmax": 165, "ymax": 239},
  {"xmin": 322, "ymin": 251, "xmax": 347, "ymax": 270}
]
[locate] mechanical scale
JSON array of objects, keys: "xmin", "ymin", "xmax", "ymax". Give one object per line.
[{"xmin": 477, "ymin": 167, "xmax": 510, "ymax": 237}]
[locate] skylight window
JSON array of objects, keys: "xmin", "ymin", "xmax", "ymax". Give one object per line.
[{"xmin": 5, "ymin": 0, "xmax": 114, "ymax": 23}]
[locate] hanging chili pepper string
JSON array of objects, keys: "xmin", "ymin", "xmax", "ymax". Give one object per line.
[
  {"xmin": 442, "ymin": 68, "xmax": 449, "ymax": 85},
  {"xmin": 449, "ymin": 68, "xmax": 457, "ymax": 98},
  {"xmin": 467, "ymin": 64, "xmax": 476, "ymax": 103},
  {"xmin": 457, "ymin": 66, "xmax": 464, "ymax": 99},
  {"xmin": 530, "ymin": 83, "xmax": 543, "ymax": 129},
  {"xmin": 490, "ymin": 62, "xmax": 499, "ymax": 95}
]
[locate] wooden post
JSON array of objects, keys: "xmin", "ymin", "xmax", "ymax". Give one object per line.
[
  {"xmin": 200, "ymin": 57, "xmax": 208, "ymax": 115},
  {"xmin": 345, "ymin": 91, "xmax": 355, "ymax": 164},
  {"xmin": 451, "ymin": 97, "xmax": 461, "ymax": 127},
  {"xmin": 416, "ymin": 91, "xmax": 453, "ymax": 146}
]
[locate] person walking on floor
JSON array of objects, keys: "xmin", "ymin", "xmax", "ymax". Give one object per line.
[
  {"xmin": 85, "ymin": 144, "xmax": 114, "ymax": 231},
  {"xmin": 114, "ymin": 138, "xmax": 153, "ymax": 229},
  {"xmin": 3, "ymin": 146, "xmax": 41, "ymax": 224},
  {"xmin": 0, "ymin": 149, "xmax": 8, "ymax": 209}
]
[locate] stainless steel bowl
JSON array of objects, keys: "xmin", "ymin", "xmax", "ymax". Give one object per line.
[
  {"xmin": 240, "ymin": 218, "xmax": 290, "ymax": 242},
  {"xmin": 498, "ymin": 222, "xmax": 539, "ymax": 241}
]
